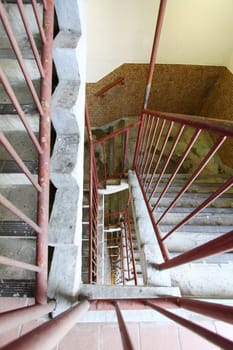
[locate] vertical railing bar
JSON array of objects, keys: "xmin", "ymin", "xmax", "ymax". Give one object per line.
[
  {"xmin": 142, "ymin": 117, "xmax": 159, "ymax": 186},
  {"xmin": 42, "ymin": 0, "xmax": 48, "ymax": 10},
  {"xmin": 123, "ymin": 216, "xmax": 131, "ymax": 281},
  {"xmin": 31, "ymin": 0, "xmax": 46, "ymax": 44},
  {"xmin": 143, "ymin": 300, "xmax": 233, "ymax": 350},
  {"xmin": 147, "ymin": 120, "xmax": 174, "ymax": 200},
  {"xmin": 169, "ymin": 297, "xmax": 233, "ymax": 325},
  {"xmin": 0, "ymin": 132, "xmax": 41, "ymax": 192},
  {"xmin": 0, "ymin": 301, "xmax": 56, "ymax": 334},
  {"xmin": 137, "ymin": 115, "xmax": 151, "ymax": 174},
  {"xmin": 162, "ymin": 175, "xmax": 233, "ymax": 240},
  {"xmin": 36, "ymin": 0, "xmax": 54, "ymax": 305},
  {"xmin": 150, "ymin": 124, "xmax": 185, "ymax": 199},
  {"xmin": 120, "ymin": 234, "xmax": 125, "ymax": 285},
  {"xmin": 156, "ymin": 136, "xmax": 226, "ymax": 223},
  {"xmin": 126, "ymin": 210, "xmax": 138, "ymax": 285},
  {"xmin": 153, "ymin": 129, "xmax": 202, "ymax": 209},
  {"xmin": 1, "ymin": 300, "xmax": 90, "ymax": 350},
  {"xmin": 122, "ymin": 130, "xmax": 129, "ymax": 174},
  {"xmin": 0, "ymin": 67, "xmax": 42, "ymax": 153},
  {"xmin": 140, "ymin": 116, "xmax": 155, "ymax": 177},
  {"xmin": 16, "ymin": 0, "xmax": 45, "ymax": 77},
  {"xmin": 157, "ymin": 231, "xmax": 233, "ymax": 270},
  {"xmin": 144, "ymin": 118, "xmax": 166, "ymax": 194},
  {"xmin": 113, "ymin": 301, "xmax": 135, "ymax": 350},
  {"xmin": 132, "ymin": 113, "xmax": 146, "ymax": 169},
  {"xmin": 0, "ymin": 255, "xmax": 41, "ymax": 272},
  {"xmin": 0, "ymin": 3, "xmax": 44, "ymax": 116},
  {"xmin": 0, "ymin": 193, "xmax": 42, "ymax": 234}
]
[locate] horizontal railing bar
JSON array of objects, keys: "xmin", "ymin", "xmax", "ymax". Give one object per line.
[
  {"xmin": 93, "ymin": 120, "xmax": 141, "ymax": 144},
  {"xmin": 143, "ymin": 300, "xmax": 233, "ymax": 350},
  {"xmin": 16, "ymin": 0, "xmax": 45, "ymax": 78},
  {"xmin": 0, "ymin": 68, "xmax": 42, "ymax": 154},
  {"xmin": 0, "ymin": 132, "xmax": 41, "ymax": 192},
  {"xmin": 0, "ymin": 255, "xmax": 41, "ymax": 272},
  {"xmin": 0, "ymin": 2, "xmax": 44, "ymax": 116},
  {"xmin": 31, "ymin": 0, "xmax": 46, "ymax": 43},
  {"xmin": 144, "ymin": 109, "xmax": 233, "ymax": 137},
  {"xmin": 0, "ymin": 193, "xmax": 42, "ymax": 234},
  {"xmin": 94, "ymin": 77, "xmax": 125, "ymax": 97},
  {"xmin": 0, "ymin": 301, "xmax": 56, "ymax": 334},
  {"xmin": 157, "ymin": 229, "xmax": 233, "ymax": 269}
]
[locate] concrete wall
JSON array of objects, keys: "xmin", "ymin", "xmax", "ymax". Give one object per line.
[{"xmin": 87, "ymin": 0, "xmax": 233, "ymax": 82}]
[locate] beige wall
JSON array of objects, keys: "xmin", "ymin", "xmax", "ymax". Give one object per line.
[{"xmin": 87, "ymin": 0, "xmax": 233, "ymax": 82}]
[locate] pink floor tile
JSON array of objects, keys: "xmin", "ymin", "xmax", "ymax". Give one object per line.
[
  {"xmin": 178, "ymin": 321, "xmax": 219, "ymax": 350},
  {"xmin": 102, "ymin": 324, "xmax": 123, "ymax": 350},
  {"xmin": 59, "ymin": 323, "xmax": 99, "ymax": 350},
  {"xmin": 0, "ymin": 328, "xmax": 20, "ymax": 348},
  {"xmin": 0, "ymin": 297, "xmax": 28, "ymax": 313},
  {"xmin": 21, "ymin": 319, "xmax": 46, "ymax": 335},
  {"xmin": 140, "ymin": 323, "xmax": 180, "ymax": 350}
]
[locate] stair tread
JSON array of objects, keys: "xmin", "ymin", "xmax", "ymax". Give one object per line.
[
  {"xmin": 0, "ymin": 160, "xmax": 38, "ymax": 174},
  {"xmin": 0, "ymin": 221, "xmax": 36, "ymax": 237},
  {"xmin": 0, "ymin": 279, "xmax": 35, "ymax": 297}
]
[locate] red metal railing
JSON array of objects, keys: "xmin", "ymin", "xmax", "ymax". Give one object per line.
[
  {"xmin": 133, "ymin": 109, "xmax": 233, "ymax": 268},
  {"xmin": 105, "ymin": 209, "xmax": 138, "ymax": 285},
  {"xmin": 93, "ymin": 119, "xmax": 140, "ymax": 184},
  {"xmin": 1, "ymin": 297, "xmax": 233, "ymax": 350},
  {"xmin": 85, "ymin": 106, "xmax": 99, "ymax": 284},
  {"xmin": 0, "ymin": 0, "xmax": 54, "ymax": 303},
  {"xmin": 94, "ymin": 76, "xmax": 125, "ymax": 97}
]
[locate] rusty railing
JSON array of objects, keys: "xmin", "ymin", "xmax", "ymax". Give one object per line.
[
  {"xmin": 133, "ymin": 109, "xmax": 233, "ymax": 268},
  {"xmin": 0, "ymin": 0, "xmax": 54, "ymax": 303},
  {"xmin": 1, "ymin": 297, "xmax": 233, "ymax": 350}
]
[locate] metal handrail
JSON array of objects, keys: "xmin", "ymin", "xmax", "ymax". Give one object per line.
[
  {"xmin": 0, "ymin": 0, "xmax": 54, "ymax": 304},
  {"xmin": 94, "ymin": 76, "xmax": 125, "ymax": 97}
]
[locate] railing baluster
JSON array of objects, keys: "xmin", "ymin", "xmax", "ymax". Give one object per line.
[
  {"xmin": 138, "ymin": 115, "xmax": 151, "ymax": 174},
  {"xmin": 31, "ymin": 0, "xmax": 46, "ymax": 44},
  {"xmin": 0, "ymin": 67, "xmax": 42, "ymax": 153},
  {"xmin": 156, "ymin": 135, "xmax": 226, "ymax": 222},
  {"xmin": 16, "ymin": 0, "xmax": 45, "ymax": 77},
  {"xmin": 0, "ymin": 132, "xmax": 41, "ymax": 192},
  {"xmin": 0, "ymin": 3, "xmax": 44, "ymax": 116},
  {"xmin": 0, "ymin": 193, "xmax": 42, "ymax": 234},
  {"xmin": 143, "ymin": 300, "xmax": 233, "ymax": 350},
  {"xmin": 114, "ymin": 301, "xmax": 135, "ymax": 350},
  {"xmin": 140, "ymin": 115, "xmax": 155, "ymax": 177}
]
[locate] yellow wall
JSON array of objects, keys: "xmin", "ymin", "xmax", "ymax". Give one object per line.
[{"xmin": 87, "ymin": 0, "xmax": 233, "ymax": 82}]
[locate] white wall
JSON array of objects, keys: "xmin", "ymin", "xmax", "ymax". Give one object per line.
[
  {"xmin": 228, "ymin": 52, "xmax": 233, "ymax": 73},
  {"xmin": 87, "ymin": 0, "xmax": 233, "ymax": 82}
]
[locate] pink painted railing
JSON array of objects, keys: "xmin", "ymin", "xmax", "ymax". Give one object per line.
[
  {"xmin": 133, "ymin": 109, "xmax": 233, "ymax": 268},
  {"xmin": 0, "ymin": 1, "xmax": 54, "ymax": 304},
  {"xmin": 1, "ymin": 297, "xmax": 233, "ymax": 349}
]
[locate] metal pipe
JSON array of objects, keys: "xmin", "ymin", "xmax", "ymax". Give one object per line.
[
  {"xmin": 94, "ymin": 77, "xmax": 124, "ymax": 97},
  {"xmin": 31, "ymin": 0, "xmax": 46, "ymax": 44},
  {"xmin": 0, "ymin": 67, "xmax": 42, "ymax": 154},
  {"xmin": 0, "ymin": 132, "xmax": 41, "ymax": 192},
  {"xmin": 157, "ymin": 135, "xmax": 226, "ymax": 225},
  {"xmin": 0, "ymin": 301, "xmax": 56, "ymax": 334},
  {"xmin": 0, "ymin": 255, "xmax": 41, "ymax": 272},
  {"xmin": 143, "ymin": 0, "xmax": 167, "ymax": 108},
  {"xmin": 36, "ymin": 0, "xmax": 54, "ymax": 305},
  {"xmin": 171, "ymin": 297, "xmax": 233, "ymax": 325},
  {"xmin": 1, "ymin": 300, "xmax": 90, "ymax": 350},
  {"xmin": 0, "ymin": 193, "xmax": 42, "ymax": 234},
  {"xmin": 16, "ymin": 0, "xmax": 45, "ymax": 77},
  {"xmin": 143, "ymin": 300, "xmax": 233, "ymax": 350},
  {"xmin": 0, "ymin": 3, "xmax": 44, "ymax": 116},
  {"xmin": 114, "ymin": 302, "xmax": 135, "ymax": 350},
  {"xmin": 157, "ymin": 229, "xmax": 233, "ymax": 269}
]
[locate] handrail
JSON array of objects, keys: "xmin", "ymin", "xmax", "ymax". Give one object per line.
[
  {"xmin": 0, "ymin": 0, "xmax": 54, "ymax": 303},
  {"xmin": 133, "ymin": 109, "xmax": 233, "ymax": 268},
  {"xmin": 94, "ymin": 76, "xmax": 125, "ymax": 97}
]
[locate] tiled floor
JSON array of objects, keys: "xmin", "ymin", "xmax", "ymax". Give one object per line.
[{"xmin": 0, "ymin": 298, "xmax": 232, "ymax": 349}]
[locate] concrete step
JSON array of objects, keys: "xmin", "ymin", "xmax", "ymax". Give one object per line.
[
  {"xmin": 155, "ymin": 207, "xmax": 233, "ymax": 226},
  {"xmin": 0, "ymin": 110, "xmax": 39, "ymax": 133}
]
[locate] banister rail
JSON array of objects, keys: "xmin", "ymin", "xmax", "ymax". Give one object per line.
[
  {"xmin": 0, "ymin": 0, "xmax": 54, "ymax": 304},
  {"xmin": 133, "ymin": 109, "xmax": 233, "ymax": 268},
  {"xmin": 94, "ymin": 76, "xmax": 125, "ymax": 97}
]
